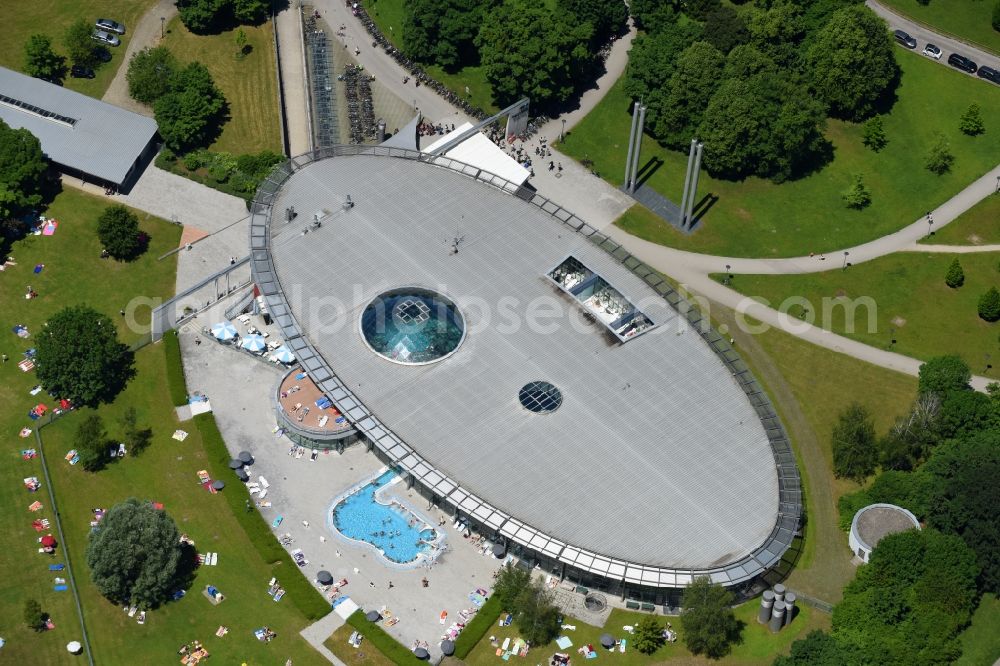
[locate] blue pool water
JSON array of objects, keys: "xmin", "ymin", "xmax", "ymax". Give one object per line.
[{"xmin": 331, "ymin": 470, "xmax": 440, "ymax": 564}]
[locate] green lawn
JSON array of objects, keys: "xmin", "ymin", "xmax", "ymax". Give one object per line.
[
  {"xmin": 957, "ymin": 595, "xmax": 1000, "ymax": 666},
  {"xmin": 706, "ymin": 305, "xmax": 917, "ymax": 603},
  {"xmin": 919, "ymin": 192, "xmax": 1000, "ymax": 245},
  {"xmin": 0, "ymin": 187, "xmax": 180, "ymax": 665},
  {"xmin": 0, "ymin": 0, "xmax": 157, "ymax": 98},
  {"xmin": 42, "ymin": 348, "xmax": 325, "ymax": 664},
  {"xmin": 326, "ymin": 623, "xmax": 396, "ymax": 666},
  {"xmin": 561, "ymin": 51, "xmax": 1000, "ymax": 258},
  {"xmin": 161, "ymin": 16, "xmax": 282, "ymax": 153},
  {"xmin": 879, "ymin": 0, "xmax": 1000, "ymax": 56},
  {"xmin": 462, "ymin": 604, "xmax": 828, "ymax": 666},
  {"xmin": 716, "ymin": 251, "xmax": 1000, "ymax": 371}
]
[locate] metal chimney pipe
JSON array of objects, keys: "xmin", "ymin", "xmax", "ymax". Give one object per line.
[
  {"xmin": 623, "ymin": 102, "xmax": 640, "ymax": 189},
  {"xmin": 757, "ymin": 589, "xmax": 775, "ymax": 624},
  {"xmin": 679, "ymin": 139, "xmax": 697, "ymax": 226}
]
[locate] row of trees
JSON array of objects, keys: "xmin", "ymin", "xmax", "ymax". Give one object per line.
[
  {"xmin": 127, "ymin": 47, "xmax": 227, "ymax": 151},
  {"xmin": 176, "ymin": 0, "xmax": 270, "ymax": 34},
  {"xmin": 0, "ymin": 119, "xmax": 47, "ymax": 225},
  {"xmin": 396, "ymin": 0, "xmax": 628, "ymax": 108},
  {"xmin": 944, "ymin": 257, "xmax": 1000, "ymax": 321},
  {"xmin": 23, "ymin": 17, "xmax": 111, "ymax": 82},
  {"xmin": 626, "ymin": 0, "xmax": 898, "ymax": 182}
]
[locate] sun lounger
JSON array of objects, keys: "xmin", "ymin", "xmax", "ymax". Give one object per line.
[
  {"xmin": 258, "ymin": 489, "xmax": 267, "ymax": 499},
  {"xmin": 128, "ymin": 606, "xmax": 138, "ymax": 617},
  {"xmin": 259, "ymin": 476, "xmax": 269, "ymax": 489},
  {"xmin": 209, "ymin": 552, "xmax": 218, "ymax": 566},
  {"xmin": 272, "ymin": 515, "xmax": 283, "ymax": 527},
  {"xmin": 501, "ymin": 638, "xmax": 510, "ymax": 651}
]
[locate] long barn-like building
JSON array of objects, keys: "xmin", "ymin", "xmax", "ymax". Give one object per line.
[{"xmin": 250, "ymin": 146, "xmax": 802, "ymax": 604}]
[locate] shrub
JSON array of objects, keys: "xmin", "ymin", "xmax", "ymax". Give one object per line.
[
  {"xmin": 925, "ymin": 133, "xmax": 954, "ymax": 175},
  {"xmin": 842, "ymin": 173, "xmax": 871, "ymax": 209},
  {"xmin": 994, "ymin": 0, "xmax": 1000, "ymax": 32},
  {"xmin": 979, "ymin": 286, "xmax": 1000, "ymax": 322},
  {"xmin": 862, "ymin": 116, "xmax": 887, "ymax": 151},
  {"xmin": 183, "ymin": 151, "xmax": 206, "ymax": 171},
  {"xmin": 346, "ymin": 610, "xmax": 426, "ymax": 663},
  {"xmin": 945, "ymin": 258, "xmax": 965, "ymax": 288},
  {"xmin": 960, "ymin": 103, "xmax": 985, "ymax": 136},
  {"xmin": 454, "ymin": 594, "xmax": 502, "ymax": 657},
  {"xmin": 97, "ymin": 205, "xmax": 143, "ymax": 260},
  {"xmin": 163, "ymin": 332, "xmax": 189, "ymax": 406}
]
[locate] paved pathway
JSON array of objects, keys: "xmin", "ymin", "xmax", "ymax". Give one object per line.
[
  {"xmin": 300, "ymin": 612, "xmax": 347, "ymax": 665},
  {"xmin": 275, "ymin": 4, "xmax": 312, "ymax": 155},
  {"xmin": 121, "ymin": 165, "xmax": 248, "ymax": 234},
  {"xmin": 867, "ymin": 0, "xmax": 1000, "ymax": 70},
  {"xmin": 101, "ymin": 0, "xmax": 177, "ymax": 115},
  {"xmin": 903, "ymin": 243, "xmax": 1000, "ymax": 253}
]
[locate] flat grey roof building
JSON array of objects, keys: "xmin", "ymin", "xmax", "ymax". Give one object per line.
[
  {"xmin": 250, "ymin": 148, "xmax": 801, "ymax": 591},
  {"xmin": 0, "ymin": 67, "xmax": 158, "ymax": 187}
]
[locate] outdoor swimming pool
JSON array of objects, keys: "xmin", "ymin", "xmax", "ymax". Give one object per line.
[{"xmin": 330, "ymin": 469, "xmax": 443, "ymax": 565}]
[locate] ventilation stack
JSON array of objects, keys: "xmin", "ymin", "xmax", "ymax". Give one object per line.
[
  {"xmin": 768, "ymin": 600, "xmax": 786, "ymax": 633},
  {"xmin": 772, "ymin": 583, "xmax": 786, "ymax": 603},
  {"xmin": 783, "ymin": 592, "xmax": 796, "ymax": 627},
  {"xmin": 757, "ymin": 589, "xmax": 774, "ymax": 624}
]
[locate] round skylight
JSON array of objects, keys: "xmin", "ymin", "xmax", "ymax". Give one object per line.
[{"xmin": 519, "ymin": 381, "xmax": 562, "ymax": 414}]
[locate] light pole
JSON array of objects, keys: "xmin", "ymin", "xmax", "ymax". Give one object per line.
[
  {"xmin": 889, "ymin": 327, "xmax": 895, "ymax": 349},
  {"xmin": 561, "ymin": 118, "xmax": 566, "ymax": 142},
  {"xmin": 160, "ymin": 16, "xmax": 165, "ymax": 38},
  {"xmin": 996, "ymin": 175, "xmax": 1000, "ymax": 193},
  {"xmin": 842, "ymin": 251, "xmax": 850, "ymax": 270},
  {"xmin": 724, "ymin": 264, "xmax": 731, "ymax": 286}
]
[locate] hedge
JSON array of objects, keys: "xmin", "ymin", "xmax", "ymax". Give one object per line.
[
  {"xmin": 163, "ymin": 331, "xmax": 188, "ymax": 407},
  {"xmin": 454, "ymin": 594, "xmax": 503, "ymax": 658},
  {"xmin": 161, "ymin": 340, "xmax": 331, "ymax": 620},
  {"xmin": 346, "ymin": 610, "xmax": 426, "ymax": 663}
]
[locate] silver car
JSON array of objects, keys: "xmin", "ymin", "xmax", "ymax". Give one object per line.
[
  {"xmin": 95, "ymin": 18, "xmax": 126, "ymax": 35},
  {"xmin": 92, "ymin": 29, "xmax": 120, "ymax": 47}
]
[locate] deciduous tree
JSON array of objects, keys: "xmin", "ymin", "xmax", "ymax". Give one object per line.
[
  {"xmin": 75, "ymin": 414, "xmax": 109, "ymax": 472},
  {"xmin": 0, "ymin": 119, "xmax": 47, "ymax": 222},
  {"xmin": 918, "ymin": 355, "xmax": 971, "ymax": 394},
  {"xmin": 121, "ymin": 406, "xmax": 153, "ymax": 456},
  {"xmin": 514, "ymin": 580, "xmax": 561, "ymax": 646},
  {"xmin": 979, "ymin": 286, "xmax": 1000, "ymax": 322},
  {"xmin": 960, "ymin": 103, "xmax": 985, "ymax": 136},
  {"xmin": 64, "ymin": 17, "xmax": 100, "ymax": 68},
  {"xmin": 492, "ymin": 563, "xmax": 531, "ymax": 611},
  {"xmin": 945, "ymin": 258, "xmax": 965, "ymax": 288},
  {"xmin": 177, "ymin": 0, "xmax": 227, "ymax": 33},
  {"xmin": 831, "ymin": 403, "xmax": 877, "ymax": 482},
  {"xmin": 862, "ymin": 115, "xmax": 887, "ymax": 151},
  {"xmin": 36, "ymin": 306, "xmax": 134, "ymax": 406},
  {"xmin": 805, "ymin": 5, "xmax": 897, "ymax": 120},
  {"xmin": 154, "ymin": 62, "xmax": 226, "ymax": 150},
  {"xmin": 702, "ymin": 5, "xmax": 749, "ymax": 54},
  {"xmin": 557, "ymin": 0, "xmax": 628, "ymax": 47},
  {"xmin": 86, "ymin": 498, "xmax": 182, "ymax": 608},
  {"xmin": 233, "ymin": 0, "xmax": 269, "ymax": 24},
  {"xmin": 127, "ymin": 46, "xmax": 177, "ymax": 105},
  {"xmin": 23, "ymin": 599, "xmax": 45, "ymax": 631},
  {"xmin": 925, "ymin": 132, "xmax": 954, "ymax": 175},
  {"xmin": 97, "ymin": 205, "xmax": 143, "ymax": 260},
  {"xmin": 654, "ymin": 41, "xmax": 725, "ymax": 147},
  {"xmin": 23, "ymin": 34, "xmax": 65, "ymax": 81},
  {"xmin": 633, "ymin": 615, "xmax": 665, "ymax": 654},
  {"xmin": 842, "ymin": 174, "xmax": 871, "ymax": 209},
  {"xmin": 680, "ymin": 576, "xmax": 743, "ymax": 658}
]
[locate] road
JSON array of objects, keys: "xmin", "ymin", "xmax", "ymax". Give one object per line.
[{"xmin": 867, "ymin": 0, "xmax": 1000, "ymax": 74}]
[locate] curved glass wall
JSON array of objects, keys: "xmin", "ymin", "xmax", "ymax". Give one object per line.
[{"xmin": 360, "ymin": 288, "xmax": 465, "ymax": 365}]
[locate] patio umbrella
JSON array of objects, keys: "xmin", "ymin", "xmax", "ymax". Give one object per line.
[
  {"xmin": 234, "ymin": 467, "xmax": 249, "ymax": 482},
  {"xmin": 273, "ymin": 345, "xmax": 295, "ymax": 363},
  {"xmin": 365, "ymin": 610, "xmax": 381, "ymax": 622},
  {"xmin": 413, "ymin": 647, "xmax": 429, "ymax": 660},
  {"xmin": 66, "ymin": 641, "xmax": 82, "ymax": 654},
  {"xmin": 440, "ymin": 640, "xmax": 455, "ymax": 656},
  {"xmin": 41, "ymin": 535, "xmax": 56, "ymax": 548},
  {"xmin": 211, "ymin": 322, "xmax": 238, "ymax": 341},
  {"xmin": 211, "ymin": 480, "xmax": 225, "ymax": 491},
  {"xmin": 599, "ymin": 634, "xmax": 615, "ymax": 649},
  {"xmin": 241, "ymin": 334, "xmax": 266, "ymax": 352},
  {"xmin": 238, "ymin": 451, "xmax": 254, "ymax": 465},
  {"xmin": 316, "ymin": 570, "xmax": 334, "ymax": 586},
  {"xmin": 492, "ymin": 542, "xmax": 506, "ymax": 558},
  {"xmin": 228, "ymin": 458, "xmax": 243, "ymax": 470}
]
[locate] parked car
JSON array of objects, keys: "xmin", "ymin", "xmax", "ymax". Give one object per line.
[
  {"xmin": 70, "ymin": 64, "xmax": 95, "ymax": 79},
  {"xmin": 948, "ymin": 53, "xmax": 978, "ymax": 73},
  {"xmin": 91, "ymin": 30, "xmax": 120, "ymax": 47},
  {"xmin": 893, "ymin": 30, "xmax": 917, "ymax": 49},
  {"xmin": 95, "ymin": 18, "xmax": 125, "ymax": 35},
  {"xmin": 978, "ymin": 65, "xmax": 1000, "ymax": 85},
  {"xmin": 921, "ymin": 44, "xmax": 942, "ymax": 60}
]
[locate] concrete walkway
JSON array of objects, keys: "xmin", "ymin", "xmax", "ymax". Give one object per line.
[
  {"xmin": 867, "ymin": 0, "xmax": 1000, "ymax": 69},
  {"xmin": 101, "ymin": 0, "xmax": 177, "ymax": 115},
  {"xmin": 300, "ymin": 612, "xmax": 347, "ymax": 665},
  {"xmin": 275, "ymin": 5, "xmax": 312, "ymax": 155},
  {"xmin": 903, "ymin": 243, "xmax": 1000, "ymax": 253}
]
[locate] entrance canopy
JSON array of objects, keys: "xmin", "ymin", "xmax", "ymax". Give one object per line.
[{"xmin": 424, "ymin": 123, "xmax": 530, "ymax": 187}]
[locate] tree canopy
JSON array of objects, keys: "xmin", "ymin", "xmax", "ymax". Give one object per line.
[
  {"xmin": 403, "ymin": 0, "xmax": 496, "ymax": 70},
  {"xmin": 23, "ymin": 34, "xmax": 65, "ymax": 82},
  {"xmin": 556, "ymin": 0, "xmax": 628, "ymax": 47},
  {"xmin": 86, "ymin": 498, "xmax": 183, "ymax": 608},
  {"xmin": 918, "ymin": 355, "xmax": 971, "ymax": 395},
  {"xmin": 75, "ymin": 413, "xmax": 110, "ymax": 472},
  {"xmin": 153, "ymin": 62, "xmax": 227, "ymax": 151},
  {"xmin": 492, "ymin": 563, "xmax": 531, "ymax": 611},
  {"xmin": 680, "ymin": 576, "xmax": 743, "ymax": 658},
  {"xmin": 176, "ymin": 0, "xmax": 268, "ymax": 33},
  {"xmin": 476, "ymin": 0, "xmax": 594, "ymax": 108},
  {"xmin": 64, "ymin": 17, "xmax": 101, "ymax": 68},
  {"xmin": 97, "ymin": 205, "xmax": 144, "ymax": 260},
  {"xmin": 127, "ymin": 46, "xmax": 178, "ymax": 105},
  {"xmin": 832, "ymin": 403, "xmax": 878, "ymax": 482},
  {"xmin": 35, "ymin": 306, "xmax": 134, "ymax": 406},
  {"xmin": 805, "ymin": 5, "xmax": 897, "ymax": 120},
  {"xmin": 633, "ymin": 615, "xmax": 665, "ymax": 654},
  {"xmin": 0, "ymin": 119, "xmax": 47, "ymax": 222}
]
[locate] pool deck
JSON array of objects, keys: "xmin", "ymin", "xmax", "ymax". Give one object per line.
[
  {"xmin": 177, "ymin": 316, "xmax": 505, "ymax": 661},
  {"xmin": 278, "ymin": 367, "xmax": 351, "ymax": 434}
]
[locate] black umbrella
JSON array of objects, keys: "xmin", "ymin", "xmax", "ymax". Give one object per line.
[
  {"xmin": 228, "ymin": 458, "xmax": 243, "ymax": 470},
  {"xmin": 599, "ymin": 633, "xmax": 615, "ymax": 649},
  {"xmin": 365, "ymin": 610, "xmax": 381, "ymax": 622},
  {"xmin": 211, "ymin": 480, "xmax": 225, "ymax": 491},
  {"xmin": 235, "ymin": 467, "xmax": 250, "ymax": 482},
  {"xmin": 440, "ymin": 640, "xmax": 455, "ymax": 656},
  {"xmin": 238, "ymin": 451, "xmax": 254, "ymax": 465},
  {"xmin": 316, "ymin": 570, "xmax": 334, "ymax": 586},
  {"xmin": 414, "ymin": 647, "xmax": 429, "ymax": 659},
  {"xmin": 492, "ymin": 542, "xmax": 506, "ymax": 558}
]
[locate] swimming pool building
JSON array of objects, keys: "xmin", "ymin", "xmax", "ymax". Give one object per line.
[{"xmin": 249, "ymin": 146, "xmax": 802, "ymax": 604}]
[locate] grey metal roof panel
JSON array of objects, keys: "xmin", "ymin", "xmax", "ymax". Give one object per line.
[{"xmin": 0, "ymin": 67, "xmax": 157, "ymax": 185}]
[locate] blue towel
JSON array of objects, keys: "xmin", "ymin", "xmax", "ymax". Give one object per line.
[
  {"xmin": 49, "ymin": 564, "xmax": 65, "ymax": 571},
  {"xmin": 54, "ymin": 585, "xmax": 67, "ymax": 591},
  {"xmin": 296, "ymin": 373, "xmax": 307, "ymax": 380}
]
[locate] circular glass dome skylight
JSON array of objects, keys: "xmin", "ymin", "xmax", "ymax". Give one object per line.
[
  {"xmin": 519, "ymin": 381, "xmax": 562, "ymax": 414},
  {"xmin": 360, "ymin": 288, "xmax": 465, "ymax": 365}
]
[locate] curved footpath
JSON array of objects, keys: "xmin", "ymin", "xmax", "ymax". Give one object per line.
[{"xmin": 101, "ymin": 0, "xmax": 177, "ymax": 115}]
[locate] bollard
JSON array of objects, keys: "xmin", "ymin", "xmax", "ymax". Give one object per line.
[
  {"xmin": 757, "ymin": 589, "xmax": 774, "ymax": 624},
  {"xmin": 772, "ymin": 583, "xmax": 786, "ymax": 603},
  {"xmin": 769, "ymin": 600, "xmax": 786, "ymax": 633},
  {"xmin": 783, "ymin": 592, "xmax": 796, "ymax": 627}
]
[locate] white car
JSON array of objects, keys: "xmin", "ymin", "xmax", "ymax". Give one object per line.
[
  {"xmin": 922, "ymin": 44, "xmax": 942, "ymax": 60},
  {"xmin": 92, "ymin": 30, "xmax": 120, "ymax": 47},
  {"xmin": 95, "ymin": 18, "xmax": 126, "ymax": 35}
]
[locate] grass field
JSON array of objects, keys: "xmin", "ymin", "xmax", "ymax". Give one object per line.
[
  {"xmin": 460, "ymin": 604, "xmax": 828, "ymax": 666},
  {"xmin": 880, "ymin": 0, "xmax": 1000, "ymax": 56},
  {"xmin": 162, "ymin": 16, "xmax": 282, "ymax": 154},
  {"xmin": 0, "ymin": 187, "xmax": 181, "ymax": 665},
  {"xmin": 561, "ymin": 51, "xmax": 1000, "ymax": 258},
  {"xmin": 0, "ymin": 0, "xmax": 157, "ymax": 99},
  {"xmin": 716, "ymin": 251, "xmax": 1000, "ymax": 370},
  {"xmin": 326, "ymin": 623, "xmax": 396, "ymax": 666},
  {"xmin": 957, "ymin": 595, "xmax": 1000, "ymax": 666},
  {"xmin": 919, "ymin": 192, "xmax": 1000, "ymax": 245},
  {"xmin": 42, "ymin": 348, "xmax": 325, "ymax": 664}
]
